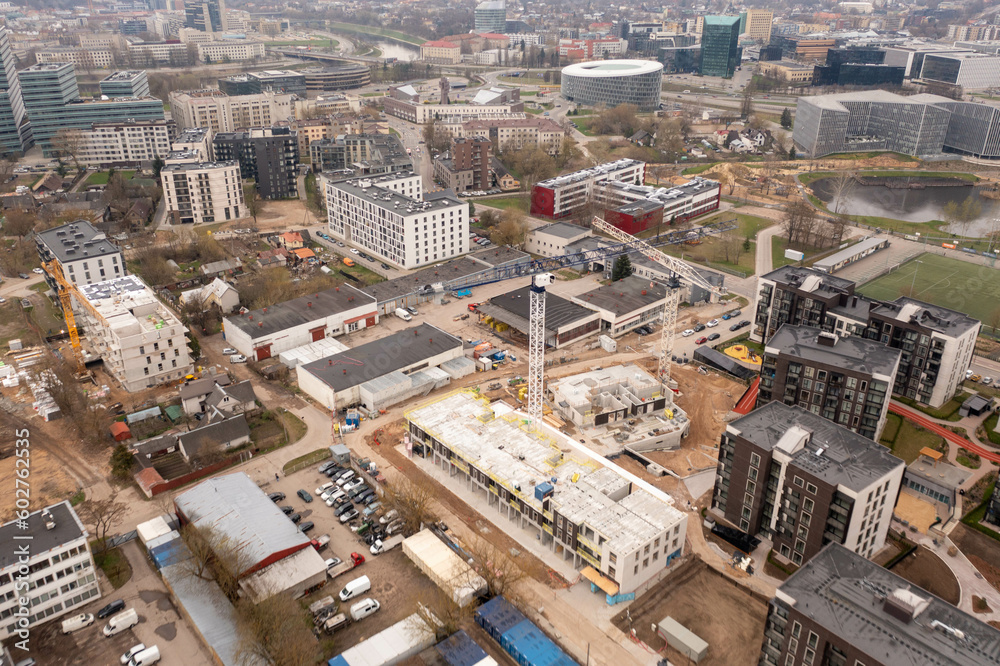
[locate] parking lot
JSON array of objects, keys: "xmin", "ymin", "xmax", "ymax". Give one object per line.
[{"xmin": 267, "ymin": 463, "xmax": 442, "ymax": 653}]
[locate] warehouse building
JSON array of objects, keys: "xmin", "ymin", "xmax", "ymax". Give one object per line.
[
  {"xmin": 760, "ymin": 544, "xmax": 1000, "ymax": 666},
  {"xmin": 712, "ymin": 402, "xmax": 904, "ymax": 566},
  {"xmin": 406, "ymin": 391, "xmax": 688, "ymax": 594},
  {"xmin": 174, "ymin": 472, "xmax": 326, "ymax": 602},
  {"xmin": 524, "ymin": 222, "xmax": 592, "ymax": 258},
  {"xmin": 571, "ymin": 276, "xmax": 668, "ymax": 337},
  {"xmin": 296, "ymin": 323, "xmax": 469, "ymax": 411},
  {"xmin": 477, "ymin": 285, "xmax": 601, "ymax": 348},
  {"xmin": 222, "ymin": 284, "xmax": 377, "ymax": 361}
]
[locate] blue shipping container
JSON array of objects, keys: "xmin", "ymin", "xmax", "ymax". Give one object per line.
[
  {"xmin": 436, "ymin": 630, "xmax": 490, "ymax": 666},
  {"xmin": 327, "ymin": 656, "xmax": 350, "ymax": 666},
  {"xmin": 501, "ymin": 620, "xmax": 577, "ymax": 666},
  {"xmin": 475, "ymin": 596, "xmax": 527, "ymax": 642}
]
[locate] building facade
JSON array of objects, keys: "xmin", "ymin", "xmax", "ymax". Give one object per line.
[
  {"xmin": 0, "ymin": 26, "xmax": 31, "ymax": 155},
  {"xmin": 0, "ymin": 502, "xmax": 101, "ymax": 641},
  {"xmin": 741, "ymin": 9, "xmax": 774, "ymax": 42},
  {"xmin": 530, "ymin": 159, "xmax": 646, "ymax": 219},
  {"xmin": 78, "ymin": 275, "xmax": 194, "ymax": 391},
  {"xmin": 161, "ymin": 160, "xmax": 245, "ymax": 225},
  {"xmin": 185, "ymin": 0, "xmax": 226, "ymax": 32},
  {"xmin": 302, "ymin": 66, "xmax": 371, "ymax": 92},
  {"xmin": 420, "ymin": 41, "xmax": 462, "ymax": 64},
  {"xmin": 461, "ymin": 117, "xmax": 565, "ymax": 154},
  {"xmin": 758, "ymin": 326, "xmax": 901, "ymax": 441},
  {"xmin": 36, "ymin": 220, "xmax": 126, "ymax": 290},
  {"xmin": 99, "ymin": 70, "xmax": 150, "ymax": 98},
  {"xmin": 169, "ymin": 89, "xmax": 294, "ymax": 134},
  {"xmin": 474, "ymin": 0, "xmax": 507, "ymax": 34},
  {"xmin": 712, "ymin": 402, "xmax": 904, "ymax": 566},
  {"xmin": 66, "ymin": 119, "xmax": 176, "ymax": 167},
  {"xmin": 561, "ymin": 60, "xmax": 664, "ymax": 111},
  {"xmin": 434, "ymin": 136, "xmax": 492, "ymax": 192},
  {"xmin": 197, "ymin": 41, "xmax": 265, "ymax": 64},
  {"xmin": 219, "ymin": 70, "xmax": 306, "ymax": 97},
  {"xmin": 309, "ymin": 133, "xmax": 411, "ymax": 175},
  {"xmin": 700, "ymin": 16, "xmax": 742, "ymax": 78},
  {"xmin": 212, "ymin": 127, "xmax": 299, "ymax": 199},
  {"xmin": 324, "ymin": 174, "xmax": 468, "ymax": 269}
]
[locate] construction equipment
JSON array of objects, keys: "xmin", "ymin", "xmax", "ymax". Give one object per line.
[
  {"xmin": 42, "ymin": 261, "xmax": 102, "ymax": 380},
  {"xmin": 527, "ymin": 273, "xmax": 553, "ymax": 429},
  {"xmin": 591, "ymin": 216, "xmax": 723, "ymax": 392}
]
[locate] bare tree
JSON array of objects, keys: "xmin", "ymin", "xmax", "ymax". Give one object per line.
[
  {"xmin": 233, "ymin": 592, "xmax": 319, "ymax": 666},
  {"xmin": 381, "ymin": 476, "xmax": 437, "ymax": 535},
  {"xmin": 464, "ymin": 536, "xmax": 529, "ymax": 600},
  {"xmin": 78, "ymin": 489, "xmax": 128, "ymax": 557},
  {"xmin": 177, "ymin": 523, "xmax": 254, "ymax": 601},
  {"xmin": 489, "ymin": 209, "xmax": 529, "ymax": 246},
  {"xmin": 4, "ymin": 210, "xmax": 36, "ymax": 238},
  {"xmin": 829, "ymin": 171, "xmax": 856, "ymax": 217},
  {"xmin": 0, "ymin": 156, "xmax": 15, "ymax": 186},
  {"xmin": 51, "ymin": 129, "xmax": 84, "ymax": 172},
  {"xmin": 243, "ymin": 182, "xmax": 261, "ymax": 226},
  {"xmin": 104, "ymin": 172, "xmax": 132, "ymax": 218},
  {"xmin": 782, "ymin": 200, "xmax": 815, "ymax": 247}
]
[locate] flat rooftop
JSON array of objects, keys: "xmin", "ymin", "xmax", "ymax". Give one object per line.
[
  {"xmin": 534, "ymin": 222, "xmax": 591, "ymax": 240},
  {"xmin": 761, "ymin": 265, "xmax": 855, "ymax": 295},
  {"xmin": 573, "ymin": 275, "xmax": 667, "ymax": 317},
  {"xmin": 406, "ymin": 391, "xmax": 685, "ymax": 553},
  {"xmin": 101, "ymin": 70, "xmax": 145, "ymax": 81},
  {"xmin": 360, "ymin": 257, "xmax": 489, "ymax": 304},
  {"xmin": 766, "ymin": 324, "xmax": 901, "ymax": 377},
  {"xmin": 778, "ymin": 543, "xmax": 1000, "ymax": 666},
  {"xmin": 729, "ymin": 402, "xmax": 904, "ymax": 492},
  {"xmin": 486, "ymin": 285, "xmax": 597, "ymax": 334},
  {"xmin": 871, "ymin": 296, "xmax": 981, "ymax": 337},
  {"xmin": 0, "ymin": 502, "xmax": 86, "ymax": 572},
  {"xmin": 79, "ymin": 275, "xmax": 184, "ymax": 332},
  {"xmin": 326, "ymin": 178, "xmax": 463, "ymax": 214},
  {"xmin": 906, "ymin": 457, "xmax": 973, "ymax": 490},
  {"xmin": 813, "ymin": 236, "xmax": 889, "ymax": 271},
  {"xmin": 36, "ymin": 219, "xmax": 120, "ymax": 264},
  {"xmin": 535, "ymin": 159, "xmax": 643, "ymax": 189},
  {"xmin": 225, "ymin": 284, "xmax": 374, "ymax": 340},
  {"xmin": 299, "ymin": 323, "xmax": 461, "ymax": 393}
]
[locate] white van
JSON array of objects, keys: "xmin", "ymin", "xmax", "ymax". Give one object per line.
[
  {"xmin": 350, "ymin": 598, "xmax": 381, "ymax": 621},
  {"xmin": 127, "ymin": 645, "xmax": 160, "ymax": 666},
  {"xmin": 339, "ymin": 575, "xmax": 371, "ymax": 601},
  {"xmin": 103, "ymin": 608, "xmax": 139, "ymax": 636},
  {"xmin": 230, "ymin": 354, "xmax": 247, "ymax": 364},
  {"xmin": 395, "ymin": 308, "xmax": 412, "ymax": 321},
  {"xmin": 61, "ymin": 613, "xmax": 95, "ymax": 634}
]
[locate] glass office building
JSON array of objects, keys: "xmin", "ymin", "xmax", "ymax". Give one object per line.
[
  {"xmin": 561, "ymin": 60, "xmax": 664, "ymax": 111},
  {"xmin": 700, "ymin": 16, "xmax": 742, "ymax": 78},
  {"xmin": 0, "ymin": 26, "xmax": 31, "ymax": 154},
  {"xmin": 474, "ymin": 0, "xmax": 506, "ymax": 34}
]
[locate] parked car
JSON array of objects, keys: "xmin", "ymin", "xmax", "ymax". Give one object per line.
[
  {"xmin": 17, "ymin": 273, "xmax": 29, "ymax": 279},
  {"xmin": 730, "ymin": 309, "xmax": 742, "ymax": 318},
  {"xmin": 288, "ymin": 513, "xmax": 301, "ymax": 523},
  {"xmin": 706, "ymin": 319, "xmax": 720, "ymax": 328},
  {"xmin": 380, "ymin": 263, "xmax": 390, "ymax": 270},
  {"xmin": 299, "ymin": 521, "xmax": 315, "ymax": 533},
  {"xmin": 316, "ymin": 481, "xmax": 335, "ymax": 496},
  {"xmin": 61, "ymin": 613, "xmax": 95, "ymax": 634},
  {"xmin": 983, "ymin": 377, "xmax": 994, "ymax": 386},
  {"xmin": 729, "ymin": 322, "xmax": 741, "ymax": 331},
  {"xmin": 32, "ymin": 267, "xmax": 44, "ymax": 274},
  {"xmin": 695, "ymin": 336, "xmax": 708, "ymax": 345},
  {"xmin": 721, "ymin": 313, "xmax": 733, "ymax": 320},
  {"xmin": 297, "ymin": 489, "xmax": 313, "ymax": 503},
  {"xmin": 325, "ymin": 490, "xmax": 346, "ymax": 506},
  {"xmin": 693, "ymin": 323, "xmax": 706, "ymax": 332},
  {"xmin": 318, "ymin": 461, "xmax": 338, "ymax": 474},
  {"xmin": 336, "ymin": 471, "xmax": 356, "ymax": 487},
  {"xmin": 279, "ymin": 505, "xmax": 294, "ymax": 515},
  {"xmin": 737, "ymin": 320, "xmax": 750, "ymax": 329},
  {"xmin": 349, "ymin": 248, "xmax": 359, "ymax": 255},
  {"xmin": 324, "ymin": 557, "xmax": 342, "ymax": 571},
  {"xmin": 268, "ymin": 492, "xmax": 285, "ymax": 502},
  {"xmin": 355, "ymin": 490, "xmax": 376, "ymax": 505},
  {"xmin": 339, "ymin": 509, "xmax": 360, "ymax": 523},
  {"xmin": 97, "ymin": 599, "xmax": 125, "ymax": 619},
  {"xmin": 222, "ymin": 347, "xmax": 238, "ymax": 355},
  {"xmin": 229, "ymin": 354, "xmax": 247, "ymax": 364},
  {"xmin": 121, "ymin": 644, "xmax": 146, "ymax": 665},
  {"xmin": 681, "ymin": 329, "xmax": 695, "ymax": 337},
  {"xmin": 342, "ymin": 478, "xmax": 364, "ymax": 493},
  {"xmin": 406, "ymin": 306, "xmax": 418, "ymax": 316},
  {"xmin": 348, "ymin": 484, "xmax": 370, "ymax": 500},
  {"xmin": 708, "ymin": 333, "xmax": 721, "ymax": 341},
  {"xmin": 334, "ymin": 501, "xmax": 355, "ymax": 516},
  {"xmin": 324, "ymin": 466, "xmax": 345, "ymax": 478}
]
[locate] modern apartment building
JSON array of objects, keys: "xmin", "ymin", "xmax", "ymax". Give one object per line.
[
  {"xmin": 17, "ymin": 63, "xmax": 165, "ymax": 155},
  {"xmin": 700, "ymin": 16, "xmax": 742, "ymax": 78},
  {"xmin": 36, "ymin": 220, "xmax": 126, "ymax": 290},
  {"xmin": 407, "ymin": 391, "xmax": 688, "ymax": 594},
  {"xmin": 758, "ymin": 325, "xmax": 901, "ymax": 440},
  {"xmin": 171, "ymin": 126, "xmax": 212, "ymax": 160},
  {"xmin": 212, "ymin": 127, "xmax": 299, "ymax": 199},
  {"xmin": 0, "ymin": 502, "xmax": 101, "ymax": 641},
  {"xmin": 218, "ymin": 70, "xmax": 306, "ymax": 97},
  {"xmin": 433, "ymin": 136, "xmax": 492, "ymax": 192},
  {"xmin": 753, "ymin": 266, "xmax": 981, "ymax": 408},
  {"xmin": 169, "ymin": 89, "xmax": 294, "ymax": 134},
  {"xmin": 323, "ymin": 173, "xmax": 468, "ymax": 269},
  {"xmin": 0, "ymin": 26, "xmax": 32, "ymax": 154},
  {"xmin": 77, "ymin": 275, "xmax": 194, "ymax": 391},
  {"xmin": 759, "ymin": 543, "xmax": 1000, "ymax": 666},
  {"xmin": 557, "ymin": 37, "xmax": 627, "ymax": 59},
  {"xmin": 302, "ymin": 66, "xmax": 372, "ymax": 92},
  {"xmin": 309, "ymin": 133, "xmax": 411, "ymax": 175},
  {"xmin": 740, "ymin": 9, "xmax": 774, "ymax": 42},
  {"xmin": 474, "ymin": 0, "xmax": 507, "ymax": 34},
  {"xmin": 461, "ymin": 117, "xmax": 566, "ymax": 154},
  {"xmin": 712, "ymin": 402, "xmax": 904, "ymax": 566},
  {"xmin": 919, "ymin": 52, "xmax": 1000, "ymax": 89},
  {"xmin": 99, "ymin": 70, "xmax": 149, "ymax": 98},
  {"xmin": 529, "ymin": 159, "xmax": 646, "ymax": 219},
  {"xmin": 185, "ymin": 0, "xmax": 226, "ymax": 32},
  {"xmin": 64, "ymin": 119, "xmax": 176, "ymax": 167},
  {"xmin": 161, "ymin": 160, "xmax": 245, "ymax": 225},
  {"xmin": 197, "ymin": 41, "xmax": 265, "ymax": 64}
]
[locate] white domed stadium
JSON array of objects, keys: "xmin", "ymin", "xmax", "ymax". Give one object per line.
[{"xmin": 561, "ymin": 60, "xmax": 664, "ymax": 111}]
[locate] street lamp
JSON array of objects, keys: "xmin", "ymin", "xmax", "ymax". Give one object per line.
[{"xmin": 909, "ymin": 260, "xmax": 923, "ymax": 297}]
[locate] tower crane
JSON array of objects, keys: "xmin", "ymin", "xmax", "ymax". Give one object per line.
[
  {"xmin": 591, "ymin": 216, "xmax": 724, "ymax": 392},
  {"xmin": 43, "ymin": 261, "xmax": 104, "ymax": 380}
]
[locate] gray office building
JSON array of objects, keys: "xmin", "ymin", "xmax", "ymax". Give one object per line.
[
  {"xmin": 212, "ymin": 127, "xmax": 299, "ymax": 199},
  {"xmin": 795, "ymin": 89, "xmax": 1000, "ymax": 159},
  {"xmin": 99, "ymin": 70, "xmax": 150, "ymax": 98},
  {"xmin": 474, "ymin": 0, "xmax": 506, "ymax": 34},
  {"xmin": 0, "ymin": 26, "xmax": 30, "ymax": 154}
]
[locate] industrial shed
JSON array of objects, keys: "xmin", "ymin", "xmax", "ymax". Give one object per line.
[
  {"xmin": 296, "ymin": 324, "xmax": 464, "ymax": 411},
  {"xmin": 436, "ymin": 630, "xmax": 499, "ymax": 666},
  {"xmin": 477, "ymin": 285, "xmax": 600, "ymax": 349},
  {"xmin": 571, "ymin": 275, "xmax": 668, "ymax": 337},
  {"xmin": 402, "ymin": 529, "xmax": 486, "ymax": 607},
  {"xmin": 657, "ymin": 616, "xmax": 708, "ymax": 662}
]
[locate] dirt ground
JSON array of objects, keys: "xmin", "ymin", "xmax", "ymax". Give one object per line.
[
  {"xmin": 611, "ymin": 558, "xmax": 768, "ymax": 666},
  {"xmin": 952, "ymin": 524, "xmax": 1000, "ymax": 592},
  {"xmin": 888, "ymin": 546, "xmax": 961, "ymax": 604},
  {"xmin": 253, "ymin": 198, "xmax": 321, "ymax": 231}
]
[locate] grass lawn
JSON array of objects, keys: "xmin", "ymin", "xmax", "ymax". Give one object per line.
[
  {"xmin": 326, "ymin": 21, "xmax": 424, "ymax": 45},
  {"xmin": 983, "ymin": 412, "xmax": 1000, "ymax": 447},
  {"xmin": 859, "ymin": 254, "xmax": 1000, "ymax": 328},
  {"xmin": 498, "ymin": 75, "xmax": 547, "ymax": 85},
  {"xmin": 283, "ymin": 448, "xmax": 331, "ymax": 475},
  {"xmin": 824, "ymin": 151, "xmax": 920, "ymax": 162},
  {"xmin": 895, "ymin": 391, "xmax": 970, "ymax": 421},
  {"xmin": 480, "ymin": 196, "xmax": 529, "ymax": 213},
  {"xmin": 92, "ymin": 544, "xmax": 132, "ymax": 589},
  {"xmin": 682, "ymin": 162, "xmax": 718, "ymax": 175},
  {"xmin": 659, "ymin": 234, "xmax": 755, "ymax": 276},
  {"xmin": 85, "ymin": 169, "xmax": 136, "ymax": 186},
  {"xmin": 879, "ymin": 418, "xmax": 946, "ymax": 464}
]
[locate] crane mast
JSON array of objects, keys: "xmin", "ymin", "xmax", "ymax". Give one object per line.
[{"xmin": 526, "ymin": 273, "xmax": 553, "ymax": 430}]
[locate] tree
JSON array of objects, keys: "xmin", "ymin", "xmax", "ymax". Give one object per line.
[
  {"xmin": 104, "ymin": 172, "xmax": 132, "ymax": 218},
  {"xmin": 4, "ymin": 210, "xmax": 36, "ymax": 238},
  {"xmin": 990, "ymin": 307, "xmax": 1000, "ymax": 335},
  {"xmin": 78, "ymin": 489, "xmax": 128, "ymax": 557},
  {"xmin": 740, "ymin": 87, "xmax": 754, "ymax": 119},
  {"xmin": 611, "ymin": 254, "xmax": 633, "ymax": 281},
  {"xmin": 110, "ymin": 445, "xmax": 135, "ymax": 481},
  {"xmin": 782, "ymin": 200, "xmax": 816, "ymax": 247},
  {"xmin": 151, "ymin": 156, "xmax": 165, "ymax": 179},
  {"xmin": 243, "ymin": 182, "xmax": 260, "ymax": 225},
  {"xmin": 592, "ymin": 103, "xmax": 640, "ymax": 137},
  {"xmin": 381, "ymin": 476, "xmax": 436, "ymax": 535},
  {"xmin": 51, "ymin": 129, "xmax": 84, "ymax": 172},
  {"xmin": 478, "ymin": 209, "xmax": 501, "ymax": 229},
  {"xmin": 789, "ymin": 146, "xmax": 797, "ymax": 160},
  {"xmin": 464, "ymin": 536, "xmax": 528, "ymax": 600},
  {"xmin": 0, "ymin": 156, "xmax": 15, "ymax": 185},
  {"xmin": 489, "ymin": 209, "xmax": 529, "ymax": 246},
  {"xmin": 178, "ymin": 524, "xmax": 254, "ymax": 601},
  {"xmin": 233, "ymin": 593, "xmax": 319, "ymax": 666},
  {"xmin": 780, "ymin": 107, "xmax": 793, "ymax": 129}
]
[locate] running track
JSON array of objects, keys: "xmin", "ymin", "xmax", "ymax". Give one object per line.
[
  {"xmin": 733, "ymin": 377, "xmax": 760, "ymax": 415},
  {"xmin": 888, "ymin": 402, "xmax": 1000, "ymax": 464}
]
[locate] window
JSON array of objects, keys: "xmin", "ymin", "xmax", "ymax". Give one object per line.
[
  {"xmin": 806, "ymin": 483, "xmax": 817, "ymax": 495},
  {"xmin": 807, "ymin": 632, "xmax": 818, "ymax": 649},
  {"xmin": 803, "ymin": 498, "xmax": 814, "ymax": 513},
  {"xmin": 793, "ymin": 476, "xmax": 804, "ymax": 488},
  {"xmin": 803, "ymin": 648, "xmax": 815, "ymax": 665}
]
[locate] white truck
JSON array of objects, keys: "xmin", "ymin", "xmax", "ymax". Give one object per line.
[{"xmin": 369, "ymin": 534, "xmax": 404, "ymax": 555}]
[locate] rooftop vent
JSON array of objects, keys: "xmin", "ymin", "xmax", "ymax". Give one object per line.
[
  {"xmin": 816, "ymin": 331, "xmax": 838, "ymax": 347},
  {"xmin": 42, "ymin": 509, "xmax": 55, "ymax": 530}
]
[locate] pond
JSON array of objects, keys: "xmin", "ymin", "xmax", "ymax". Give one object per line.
[{"xmin": 810, "ymin": 176, "xmax": 1000, "ymax": 237}]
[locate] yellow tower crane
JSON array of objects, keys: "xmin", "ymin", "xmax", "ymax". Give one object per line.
[{"xmin": 42, "ymin": 260, "xmax": 105, "ymax": 380}]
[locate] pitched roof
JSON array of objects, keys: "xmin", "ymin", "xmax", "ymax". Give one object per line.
[
  {"xmin": 179, "ymin": 375, "xmax": 232, "ymax": 400},
  {"xmin": 179, "ymin": 416, "xmax": 251, "ymax": 459},
  {"xmin": 205, "ymin": 380, "xmax": 258, "ymax": 412}
]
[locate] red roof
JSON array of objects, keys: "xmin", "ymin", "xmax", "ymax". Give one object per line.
[
  {"xmin": 422, "ymin": 40, "xmax": 460, "ymax": 48},
  {"xmin": 135, "ymin": 467, "xmax": 165, "ymax": 497},
  {"xmin": 109, "ymin": 421, "xmax": 132, "ymax": 440},
  {"xmin": 477, "ymin": 33, "xmax": 508, "ymax": 39}
]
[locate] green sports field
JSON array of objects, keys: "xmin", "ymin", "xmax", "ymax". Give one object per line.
[{"xmin": 858, "ymin": 253, "xmax": 1000, "ymax": 326}]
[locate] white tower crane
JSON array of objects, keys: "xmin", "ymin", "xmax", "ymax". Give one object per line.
[
  {"xmin": 592, "ymin": 216, "xmax": 724, "ymax": 394},
  {"xmin": 527, "ymin": 273, "xmax": 554, "ymax": 430}
]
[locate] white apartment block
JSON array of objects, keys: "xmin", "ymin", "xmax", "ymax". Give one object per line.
[
  {"xmin": 506, "ymin": 33, "xmax": 543, "ymax": 46},
  {"xmin": 35, "ymin": 220, "xmax": 125, "ymax": 288},
  {"xmin": 127, "ymin": 41, "xmax": 191, "ymax": 65},
  {"xmin": 406, "ymin": 391, "xmax": 688, "ymax": 595},
  {"xmin": 197, "ymin": 41, "xmax": 265, "ymax": 63},
  {"xmin": 461, "ymin": 117, "xmax": 565, "ymax": 154},
  {"xmin": 79, "ymin": 33, "xmax": 127, "ymax": 50},
  {"xmin": 323, "ymin": 173, "xmax": 467, "ymax": 269},
  {"xmin": 0, "ymin": 502, "xmax": 101, "ymax": 641},
  {"xmin": 161, "ymin": 161, "xmax": 245, "ymax": 225},
  {"xmin": 78, "ymin": 275, "xmax": 194, "ymax": 391},
  {"xmin": 35, "ymin": 47, "xmax": 114, "ymax": 69},
  {"xmin": 530, "ymin": 159, "xmax": 646, "ymax": 219},
  {"xmin": 169, "ymin": 89, "xmax": 294, "ymax": 133},
  {"xmin": 66, "ymin": 119, "xmax": 176, "ymax": 167}
]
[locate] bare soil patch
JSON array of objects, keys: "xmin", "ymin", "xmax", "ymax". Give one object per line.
[
  {"xmin": 612, "ymin": 558, "xmax": 768, "ymax": 666},
  {"xmin": 951, "ymin": 523, "xmax": 1000, "ymax": 593},
  {"xmin": 888, "ymin": 546, "xmax": 960, "ymax": 604}
]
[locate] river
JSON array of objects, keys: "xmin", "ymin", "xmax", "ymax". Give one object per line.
[{"xmin": 811, "ymin": 177, "xmax": 1000, "ymax": 237}]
